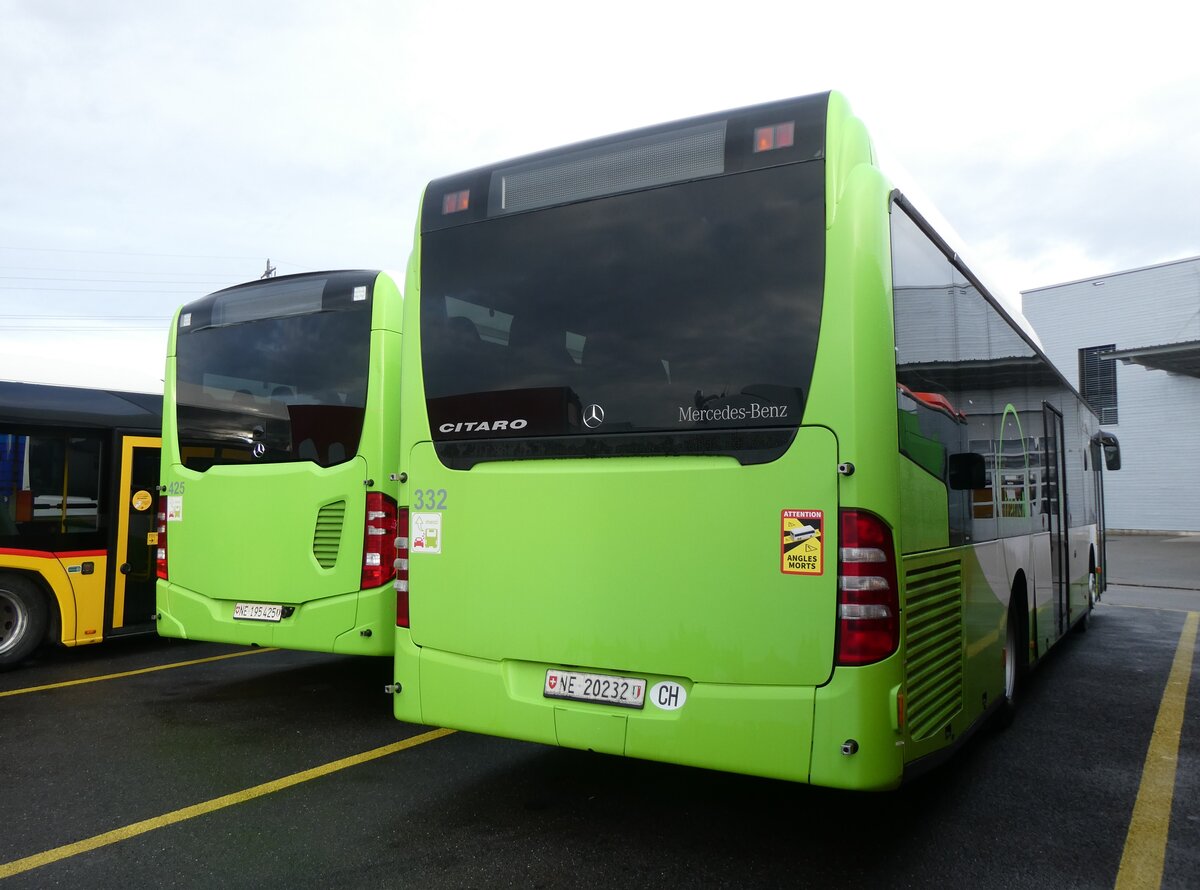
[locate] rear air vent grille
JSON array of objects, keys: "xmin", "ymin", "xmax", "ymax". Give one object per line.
[
  {"xmin": 904, "ymin": 560, "xmax": 963, "ymax": 741},
  {"xmin": 313, "ymin": 500, "xmax": 346, "ymax": 568}
]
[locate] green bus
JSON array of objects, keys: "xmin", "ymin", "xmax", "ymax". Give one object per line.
[
  {"xmin": 390, "ymin": 91, "xmax": 1121, "ymax": 790},
  {"xmin": 1, "ymin": 381, "xmax": 161, "ymax": 669},
  {"xmin": 156, "ymin": 270, "xmax": 403, "ymax": 655}
]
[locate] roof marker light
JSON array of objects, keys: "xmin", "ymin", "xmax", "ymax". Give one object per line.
[
  {"xmin": 442, "ymin": 189, "xmax": 470, "ymax": 214},
  {"xmin": 753, "ymin": 121, "xmax": 795, "ymax": 153}
]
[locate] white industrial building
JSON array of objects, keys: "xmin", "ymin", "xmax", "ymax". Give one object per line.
[{"xmin": 1023, "ymin": 256, "xmax": 1200, "ymax": 533}]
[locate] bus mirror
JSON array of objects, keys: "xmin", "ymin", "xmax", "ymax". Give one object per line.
[
  {"xmin": 1100, "ymin": 432, "xmax": 1121, "ymax": 471},
  {"xmin": 948, "ymin": 452, "xmax": 986, "ymax": 490}
]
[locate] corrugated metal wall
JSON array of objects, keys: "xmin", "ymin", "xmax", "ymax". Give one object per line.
[{"xmin": 1023, "ymin": 257, "xmax": 1200, "ymax": 533}]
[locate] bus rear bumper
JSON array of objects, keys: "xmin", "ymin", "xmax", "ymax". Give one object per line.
[
  {"xmin": 156, "ymin": 580, "xmax": 393, "ymax": 655},
  {"xmin": 393, "ymin": 640, "xmax": 818, "ymax": 784}
]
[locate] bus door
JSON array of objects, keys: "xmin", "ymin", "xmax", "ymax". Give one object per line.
[
  {"xmin": 110, "ymin": 435, "xmax": 162, "ymax": 634},
  {"xmin": 1042, "ymin": 405, "xmax": 1069, "ymax": 634},
  {"xmin": 1090, "ymin": 435, "xmax": 1108, "ymax": 596}
]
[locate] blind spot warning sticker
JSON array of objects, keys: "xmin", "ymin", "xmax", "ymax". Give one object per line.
[{"xmin": 782, "ymin": 509, "xmax": 823, "ymax": 575}]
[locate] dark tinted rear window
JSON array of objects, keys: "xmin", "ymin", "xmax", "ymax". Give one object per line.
[
  {"xmin": 421, "ymin": 162, "xmax": 825, "ymax": 466},
  {"xmin": 174, "ymin": 272, "xmax": 375, "ymax": 470}
]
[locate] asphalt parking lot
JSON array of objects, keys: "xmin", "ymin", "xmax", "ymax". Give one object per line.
[{"xmin": 1, "ymin": 534, "xmax": 1196, "ymax": 889}]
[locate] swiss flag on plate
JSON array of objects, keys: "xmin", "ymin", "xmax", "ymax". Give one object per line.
[{"xmin": 548, "ymin": 674, "xmax": 558, "ymax": 690}]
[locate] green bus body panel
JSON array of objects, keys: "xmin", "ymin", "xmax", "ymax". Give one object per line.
[
  {"xmin": 810, "ymin": 659, "xmax": 905, "ymax": 790},
  {"xmin": 402, "ymin": 432, "xmax": 838, "ymax": 781},
  {"xmin": 155, "ymin": 457, "xmax": 391, "ymax": 654},
  {"xmin": 156, "ymin": 271, "xmax": 403, "ymax": 656},
  {"xmin": 407, "ymin": 431, "xmax": 839, "ymax": 687},
  {"xmin": 165, "ymin": 458, "xmax": 367, "ymax": 606},
  {"xmin": 898, "ymin": 457, "xmax": 951, "ymax": 552}
]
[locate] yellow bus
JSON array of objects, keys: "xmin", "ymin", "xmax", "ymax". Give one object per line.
[{"xmin": 0, "ymin": 381, "xmax": 162, "ymax": 669}]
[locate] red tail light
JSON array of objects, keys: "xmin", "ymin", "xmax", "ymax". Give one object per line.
[
  {"xmin": 361, "ymin": 493, "xmax": 399, "ymax": 590},
  {"xmin": 836, "ymin": 509, "xmax": 899, "ymax": 666},
  {"xmin": 155, "ymin": 509, "xmax": 168, "ymax": 580},
  {"xmin": 395, "ymin": 508, "xmax": 410, "ymax": 627}
]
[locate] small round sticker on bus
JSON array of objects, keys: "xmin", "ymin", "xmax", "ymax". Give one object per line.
[
  {"xmin": 131, "ymin": 490, "xmax": 153, "ymax": 512},
  {"xmin": 650, "ymin": 681, "xmax": 687, "ymax": 711}
]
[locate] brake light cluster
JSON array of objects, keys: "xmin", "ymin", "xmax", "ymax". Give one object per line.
[
  {"xmin": 394, "ymin": 509, "xmax": 410, "ymax": 628},
  {"xmin": 361, "ymin": 493, "xmax": 399, "ymax": 590},
  {"xmin": 836, "ymin": 509, "xmax": 899, "ymax": 666},
  {"xmin": 155, "ymin": 509, "xmax": 168, "ymax": 580}
]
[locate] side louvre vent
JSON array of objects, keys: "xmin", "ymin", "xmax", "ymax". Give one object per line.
[
  {"xmin": 904, "ymin": 560, "xmax": 963, "ymax": 741},
  {"xmin": 313, "ymin": 500, "xmax": 346, "ymax": 568}
]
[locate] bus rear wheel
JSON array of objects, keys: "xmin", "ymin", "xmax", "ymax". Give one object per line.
[
  {"xmin": 1075, "ymin": 551, "xmax": 1098, "ymax": 634},
  {"xmin": 0, "ymin": 575, "xmax": 48, "ymax": 670},
  {"xmin": 998, "ymin": 588, "xmax": 1028, "ymax": 729}
]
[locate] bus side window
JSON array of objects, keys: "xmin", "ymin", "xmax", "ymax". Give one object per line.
[{"xmin": 0, "ymin": 434, "xmax": 24, "ymax": 536}]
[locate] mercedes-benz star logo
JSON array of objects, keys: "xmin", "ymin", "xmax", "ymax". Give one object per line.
[
  {"xmin": 252, "ymin": 442, "xmax": 267, "ymax": 458},
  {"xmin": 583, "ymin": 403, "xmax": 605, "ymax": 429}
]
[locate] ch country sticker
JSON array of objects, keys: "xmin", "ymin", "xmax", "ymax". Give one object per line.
[{"xmin": 781, "ymin": 509, "xmax": 823, "ymax": 575}]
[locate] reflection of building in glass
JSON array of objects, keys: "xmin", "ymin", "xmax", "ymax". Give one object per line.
[
  {"xmin": 891, "ymin": 207, "xmax": 1104, "ymax": 553},
  {"xmin": 1025, "ymin": 257, "xmax": 1200, "ymax": 533}
]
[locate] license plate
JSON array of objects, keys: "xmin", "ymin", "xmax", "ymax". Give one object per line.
[
  {"xmin": 544, "ymin": 669, "xmax": 646, "ymax": 709},
  {"xmin": 233, "ymin": 602, "xmax": 283, "ymax": 622}
]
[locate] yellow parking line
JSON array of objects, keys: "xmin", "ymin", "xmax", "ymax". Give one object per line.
[
  {"xmin": 0, "ymin": 647, "xmax": 278, "ymax": 698},
  {"xmin": 0, "ymin": 727, "xmax": 454, "ymax": 880},
  {"xmin": 1115, "ymin": 611, "xmax": 1198, "ymax": 890}
]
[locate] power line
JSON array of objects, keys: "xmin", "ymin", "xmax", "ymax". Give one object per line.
[
  {"xmin": 0, "ymin": 314, "xmax": 172, "ymax": 320},
  {"xmin": 0, "ymin": 320, "xmax": 170, "ymax": 330},
  {"xmin": 0, "ymin": 266, "xmax": 242, "ymax": 277},
  {"xmin": 0, "ymin": 285, "xmax": 215, "ymax": 293},
  {"xmin": 0, "ymin": 246, "xmax": 267, "ymax": 261},
  {"xmin": 0, "ymin": 276, "xmax": 231, "ymax": 285},
  {"xmin": 0, "ymin": 246, "xmax": 311, "ymax": 270},
  {"xmin": 0, "ymin": 328, "xmax": 170, "ymax": 335}
]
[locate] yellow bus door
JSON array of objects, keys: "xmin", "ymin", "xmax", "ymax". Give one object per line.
[{"xmin": 111, "ymin": 435, "xmax": 162, "ymax": 632}]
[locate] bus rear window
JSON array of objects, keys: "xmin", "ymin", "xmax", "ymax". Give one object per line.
[
  {"xmin": 174, "ymin": 272, "xmax": 374, "ymax": 471},
  {"xmin": 421, "ymin": 162, "xmax": 825, "ymax": 466}
]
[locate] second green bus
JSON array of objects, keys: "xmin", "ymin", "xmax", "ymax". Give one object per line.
[{"xmin": 156, "ymin": 270, "xmax": 403, "ymax": 654}]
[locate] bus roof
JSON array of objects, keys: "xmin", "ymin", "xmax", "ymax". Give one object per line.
[{"xmin": 0, "ymin": 380, "xmax": 162, "ymax": 431}]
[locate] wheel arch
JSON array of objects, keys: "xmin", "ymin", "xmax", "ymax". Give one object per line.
[
  {"xmin": 0, "ymin": 569, "xmax": 56, "ymax": 668},
  {"xmin": 1009, "ymin": 569, "xmax": 1031, "ymax": 666},
  {"xmin": 0, "ymin": 566, "xmax": 65, "ymax": 647}
]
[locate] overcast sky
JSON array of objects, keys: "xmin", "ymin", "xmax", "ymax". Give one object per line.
[{"xmin": 2, "ymin": 0, "xmax": 1197, "ymax": 392}]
